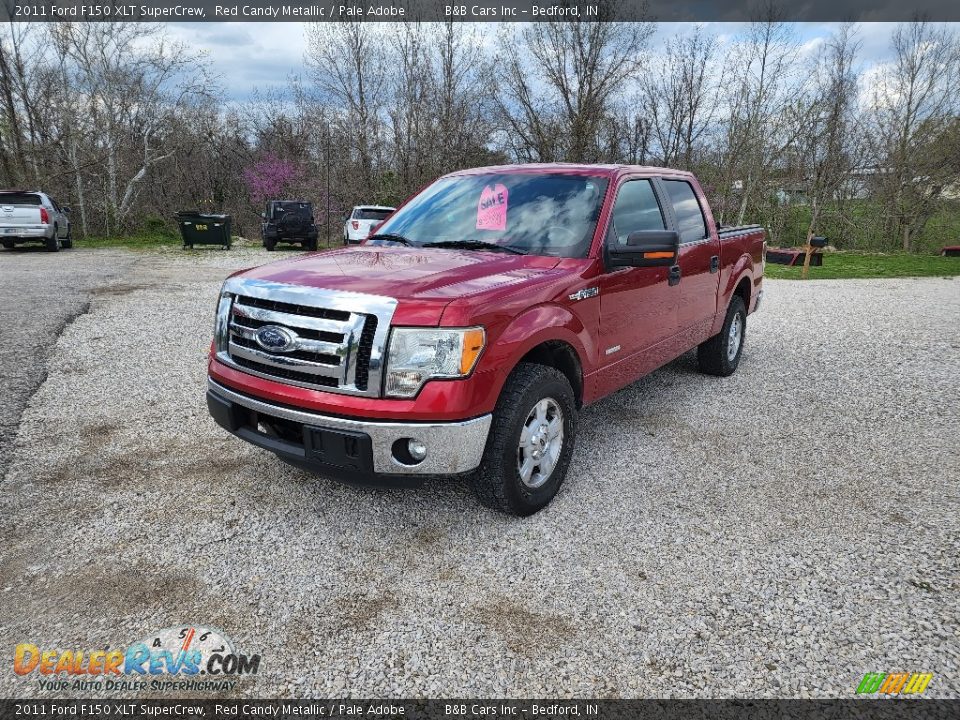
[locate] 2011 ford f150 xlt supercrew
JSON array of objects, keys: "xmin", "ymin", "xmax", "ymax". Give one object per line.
[{"xmin": 207, "ymin": 164, "xmax": 766, "ymax": 515}]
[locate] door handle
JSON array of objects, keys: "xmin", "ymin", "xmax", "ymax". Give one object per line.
[
  {"xmin": 710, "ymin": 255, "xmax": 720, "ymax": 273},
  {"xmin": 668, "ymin": 265, "xmax": 681, "ymax": 286}
]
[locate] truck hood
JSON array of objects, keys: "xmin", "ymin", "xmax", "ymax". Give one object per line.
[{"xmin": 237, "ymin": 246, "xmax": 563, "ymax": 324}]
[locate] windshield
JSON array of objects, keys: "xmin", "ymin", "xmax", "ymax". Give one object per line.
[{"xmin": 370, "ymin": 173, "xmax": 609, "ymax": 258}]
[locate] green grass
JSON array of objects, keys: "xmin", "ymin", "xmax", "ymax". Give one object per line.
[
  {"xmin": 774, "ymin": 200, "xmax": 960, "ymax": 254},
  {"xmin": 78, "ymin": 231, "xmax": 183, "ymax": 250},
  {"xmin": 765, "ymin": 251, "xmax": 960, "ymax": 280}
]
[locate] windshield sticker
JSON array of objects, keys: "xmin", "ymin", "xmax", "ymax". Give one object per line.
[{"xmin": 477, "ymin": 184, "xmax": 509, "ymax": 231}]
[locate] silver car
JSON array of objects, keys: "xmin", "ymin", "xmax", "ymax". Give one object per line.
[{"xmin": 0, "ymin": 191, "xmax": 72, "ymax": 252}]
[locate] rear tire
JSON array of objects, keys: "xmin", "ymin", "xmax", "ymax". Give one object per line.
[
  {"xmin": 471, "ymin": 362, "xmax": 577, "ymax": 516},
  {"xmin": 697, "ymin": 295, "xmax": 746, "ymax": 377},
  {"xmin": 45, "ymin": 228, "xmax": 61, "ymax": 252},
  {"xmin": 304, "ymin": 237, "xmax": 318, "ymax": 251},
  {"xmin": 264, "ymin": 238, "xmax": 276, "ymax": 251}
]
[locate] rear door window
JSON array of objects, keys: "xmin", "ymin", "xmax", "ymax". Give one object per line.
[
  {"xmin": 356, "ymin": 208, "xmax": 392, "ymax": 221},
  {"xmin": 610, "ymin": 180, "xmax": 665, "ymax": 245},
  {"xmin": 662, "ymin": 180, "xmax": 708, "ymax": 243}
]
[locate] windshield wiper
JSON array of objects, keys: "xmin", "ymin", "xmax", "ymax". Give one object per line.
[
  {"xmin": 423, "ymin": 239, "xmax": 526, "ymax": 255},
  {"xmin": 367, "ymin": 233, "xmax": 413, "ymax": 246}
]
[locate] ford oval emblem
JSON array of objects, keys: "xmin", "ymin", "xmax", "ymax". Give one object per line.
[{"xmin": 255, "ymin": 325, "xmax": 297, "ymax": 353}]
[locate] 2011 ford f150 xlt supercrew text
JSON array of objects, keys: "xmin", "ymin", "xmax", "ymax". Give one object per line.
[{"xmin": 207, "ymin": 164, "xmax": 766, "ymax": 515}]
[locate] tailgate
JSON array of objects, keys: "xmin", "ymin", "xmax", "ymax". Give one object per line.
[
  {"xmin": 350, "ymin": 219, "xmax": 378, "ymax": 236},
  {"xmin": 0, "ymin": 205, "xmax": 42, "ymax": 228}
]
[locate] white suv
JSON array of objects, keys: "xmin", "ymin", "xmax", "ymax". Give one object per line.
[
  {"xmin": 1, "ymin": 191, "xmax": 72, "ymax": 251},
  {"xmin": 343, "ymin": 205, "xmax": 395, "ymax": 244}
]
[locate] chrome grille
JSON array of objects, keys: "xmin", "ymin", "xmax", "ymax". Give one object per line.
[{"xmin": 215, "ymin": 278, "xmax": 398, "ymax": 397}]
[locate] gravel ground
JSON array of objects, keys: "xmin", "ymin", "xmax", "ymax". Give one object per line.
[
  {"xmin": 0, "ymin": 248, "xmax": 135, "ymax": 478},
  {"xmin": 0, "ymin": 247, "xmax": 958, "ymax": 699}
]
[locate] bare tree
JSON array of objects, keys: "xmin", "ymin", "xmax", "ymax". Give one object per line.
[
  {"xmin": 866, "ymin": 20, "xmax": 960, "ymax": 251},
  {"xmin": 495, "ymin": 6, "xmax": 654, "ymax": 163},
  {"xmin": 306, "ymin": 21, "xmax": 386, "ymax": 193},
  {"xmin": 387, "ymin": 22, "xmax": 433, "ymax": 192},
  {"xmin": 643, "ymin": 26, "xmax": 720, "ymax": 169},
  {"xmin": 431, "ymin": 22, "xmax": 498, "ymax": 172},
  {"xmin": 56, "ymin": 23, "xmax": 212, "ymax": 229},
  {"xmin": 792, "ymin": 24, "xmax": 860, "ymax": 276},
  {"xmin": 0, "ymin": 23, "xmax": 45, "ymax": 185},
  {"xmin": 712, "ymin": 10, "xmax": 806, "ymax": 229}
]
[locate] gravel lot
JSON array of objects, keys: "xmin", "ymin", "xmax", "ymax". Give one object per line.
[
  {"xmin": 0, "ymin": 248, "xmax": 135, "ymax": 478},
  {"xmin": 1, "ymin": 247, "xmax": 957, "ymax": 699}
]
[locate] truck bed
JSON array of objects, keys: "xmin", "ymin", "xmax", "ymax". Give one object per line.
[{"xmin": 718, "ymin": 223, "xmax": 766, "ymax": 315}]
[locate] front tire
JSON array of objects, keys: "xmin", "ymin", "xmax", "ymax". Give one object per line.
[
  {"xmin": 1, "ymin": 239, "xmax": 14, "ymax": 250},
  {"xmin": 264, "ymin": 237, "xmax": 276, "ymax": 251},
  {"xmin": 697, "ymin": 295, "xmax": 746, "ymax": 376},
  {"xmin": 471, "ymin": 363, "xmax": 577, "ymax": 516}
]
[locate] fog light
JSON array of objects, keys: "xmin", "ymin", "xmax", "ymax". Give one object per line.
[{"xmin": 407, "ymin": 439, "xmax": 427, "ymax": 461}]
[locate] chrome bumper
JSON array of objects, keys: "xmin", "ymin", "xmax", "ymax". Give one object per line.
[
  {"xmin": 208, "ymin": 379, "xmax": 491, "ymax": 476},
  {"xmin": 1, "ymin": 226, "xmax": 50, "ymax": 238}
]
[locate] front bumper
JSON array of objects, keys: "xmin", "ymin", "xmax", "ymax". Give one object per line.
[{"xmin": 207, "ymin": 379, "xmax": 491, "ymax": 484}]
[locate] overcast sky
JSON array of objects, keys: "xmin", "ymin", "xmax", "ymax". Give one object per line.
[{"xmin": 164, "ymin": 21, "xmax": 901, "ymax": 104}]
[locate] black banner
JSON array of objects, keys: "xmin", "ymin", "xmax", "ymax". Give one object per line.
[
  {"xmin": 1, "ymin": 700, "xmax": 960, "ymax": 720},
  {"xmin": 4, "ymin": 0, "xmax": 960, "ymax": 22}
]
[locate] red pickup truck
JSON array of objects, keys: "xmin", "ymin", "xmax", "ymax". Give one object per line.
[{"xmin": 207, "ymin": 164, "xmax": 765, "ymax": 515}]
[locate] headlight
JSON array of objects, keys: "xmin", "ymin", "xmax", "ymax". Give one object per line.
[
  {"xmin": 213, "ymin": 290, "xmax": 233, "ymax": 353},
  {"xmin": 385, "ymin": 327, "xmax": 485, "ymax": 398}
]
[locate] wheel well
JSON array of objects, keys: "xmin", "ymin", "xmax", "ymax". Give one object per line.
[
  {"xmin": 518, "ymin": 341, "xmax": 583, "ymax": 408},
  {"xmin": 734, "ymin": 276, "xmax": 751, "ymax": 309}
]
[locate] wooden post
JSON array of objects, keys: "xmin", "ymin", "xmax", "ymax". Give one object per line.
[{"xmin": 801, "ymin": 228, "xmax": 814, "ymax": 280}]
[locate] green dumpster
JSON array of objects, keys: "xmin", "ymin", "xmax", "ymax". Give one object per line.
[{"xmin": 175, "ymin": 212, "xmax": 232, "ymax": 249}]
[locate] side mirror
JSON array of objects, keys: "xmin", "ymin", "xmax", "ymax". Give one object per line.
[
  {"xmin": 260, "ymin": 213, "xmax": 267, "ymax": 220},
  {"xmin": 607, "ymin": 230, "xmax": 680, "ymax": 268},
  {"xmin": 62, "ymin": 206, "xmax": 71, "ymax": 214}
]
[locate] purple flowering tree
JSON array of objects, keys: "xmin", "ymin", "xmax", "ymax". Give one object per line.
[{"xmin": 243, "ymin": 154, "xmax": 301, "ymax": 203}]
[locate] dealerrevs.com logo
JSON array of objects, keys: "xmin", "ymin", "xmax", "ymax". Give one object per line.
[
  {"xmin": 14, "ymin": 625, "xmax": 260, "ymax": 692},
  {"xmin": 856, "ymin": 672, "xmax": 934, "ymax": 695}
]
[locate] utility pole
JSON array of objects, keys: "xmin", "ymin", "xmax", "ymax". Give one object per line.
[{"xmin": 325, "ymin": 120, "xmax": 331, "ymax": 248}]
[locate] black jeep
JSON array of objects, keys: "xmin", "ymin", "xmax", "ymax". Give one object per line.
[{"xmin": 261, "ymin": 200, "xmax": 319, "ymax": 251}]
